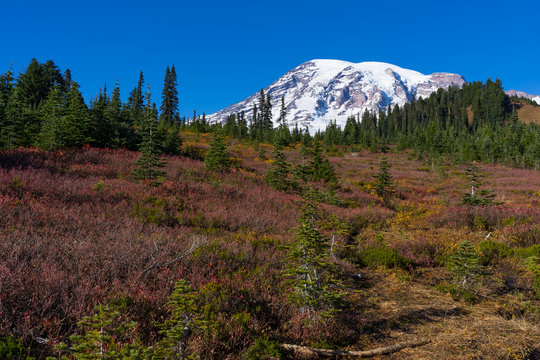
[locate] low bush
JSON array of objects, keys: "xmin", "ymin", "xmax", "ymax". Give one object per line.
[
  {"xmin": 0, "ymin": 336, "xmax": 33, "ymax": 360},
  {"xmin": 359, "ymin": 243, "xmax": 410, "ymax": 269},
  {"xmin": 243, "ymin": 336, "xmax": 282, "ymax": 360},
  {"xmin": 478, "ymin": 239, "xmax": 514, "ymax": 265}
]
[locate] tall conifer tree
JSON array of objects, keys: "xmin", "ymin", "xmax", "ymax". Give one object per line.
[
  {"xmin": 160, "ymin": 65, "xmax": 179, "ymax": 125},
  {"xmin": 132, "ymin": 86, "xmax": 165, "ymax": 180}
]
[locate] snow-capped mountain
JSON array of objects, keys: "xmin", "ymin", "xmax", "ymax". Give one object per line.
[
  {"xmin": 506, "ymin": 90, "xmax": 540, "ymax": 105},
  {"xmin": 207, "ymin": 59, "xmax": 466, "ymax": 132}
]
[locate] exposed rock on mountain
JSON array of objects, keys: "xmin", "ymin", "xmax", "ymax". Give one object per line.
[{"xmin": 208, "ymin": 59, "xmax": 466, "ymax": 131}]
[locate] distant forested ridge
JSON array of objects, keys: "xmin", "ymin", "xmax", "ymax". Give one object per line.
[{"xmin": 0, "ymin": 59, "xmax": 539, "ymax": 168}]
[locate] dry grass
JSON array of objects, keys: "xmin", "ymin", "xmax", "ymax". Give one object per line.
[
  {"xmin": 516, "ymin": 103, "xmax": 540, "ymax": 125},
  {"xmin": 356, "ymin": 270, "xmax": 540, "ymax": 359}
]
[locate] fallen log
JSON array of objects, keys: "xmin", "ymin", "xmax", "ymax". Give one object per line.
[{"xmin": 281, "ymin": 339, "xmax": 430, "ymax": 358}]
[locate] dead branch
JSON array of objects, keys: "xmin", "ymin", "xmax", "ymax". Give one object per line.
[
  {"xmin": 137, "ymin": 235, "xmax": 207, "ymax": 283},
  {"xmin": 281, "ymin": 339, "xmax": 430, "ymax": 358}
]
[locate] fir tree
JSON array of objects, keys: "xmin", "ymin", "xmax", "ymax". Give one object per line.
[
  {"xmin": 62, "ymin": 81, "xmax": 92, "ymax": 147},
  {"xmin": 38, "ymin": 84, "xmax": 65, "ymax": 150},
  {"xmin": 162, "ymin": 124, "xmax": 183, "ymax": 155},
  {"xmin": 132, "ymin": 87, "xmax": 165, "ymax": 181},
  {"xmin": 446, "ymin": 240, "xmax": 484, "ymax": 301},
  {"xmin": 160, "ymin": 65, "xmax": 179, "ymax": 125},
  {"xmin": 309, "ymin": 141, "xmax": 337, "ymax": 184},
  {"xmin": 89, "ymin": 88, "xmax": 111, "ymax": 147},
  {"xmin": 265, "ymin": 143, "xmax": 293, "ymax": 191},
  {"xmin": 374, "ymin": 155, "xmax": 395, "ymax": 205},
  {"xmin": 204, "ymin": 129, "xmax": 230, "ymax": 172},
  {"xmin": 55, "ymin": 303, "xmax": 148, "ymax": 359},
  {"xmin": 1, "ymin": 84, "xmax": 26, "ymax": 148},
  {"xmin": 104, "ymin": 81, "xmax": 127, "ymax": 148},
  {"xmin": 0, "ymin": 65, "xmax": 15, "ymax": 121},
  {"xmin": 127, "ymin": 71, "xmax": 145, "ymax": 126},
  {"xmin": 461, "ymin": 162, "xmax": 498, "ymax": 206},
  {"xmin": 153, "ymin": 280, "xmax": 210, "ymax": 360},
  {"xmin": 284, "ymin": 202, "xmax": 344, "ymax": 318},
  {"xmin": 18, "ymin": 58, "xmax": 63, "ymax": 110}
]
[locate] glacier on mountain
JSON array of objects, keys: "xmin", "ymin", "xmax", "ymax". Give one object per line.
[{"xmin": 207, "ymin": 59, "xmax": 466, "ymax": 132}]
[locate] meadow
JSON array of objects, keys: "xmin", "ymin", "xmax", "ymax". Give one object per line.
[{"xmin": 1, "ymin": 134, "xmax": 539, "ymax": 359}]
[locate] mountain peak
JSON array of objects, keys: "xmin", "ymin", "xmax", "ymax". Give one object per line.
[{"xmin": 208, "ymin": 60, "xmax": 466, "ymax": 131}]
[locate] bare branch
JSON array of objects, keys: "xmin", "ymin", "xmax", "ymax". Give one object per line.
[{"xmin": 281, "ymin": 339, "xmax": 430, "ymax": 358}]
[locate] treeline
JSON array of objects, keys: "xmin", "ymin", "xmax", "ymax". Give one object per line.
[
  {"xmin": 0, "ymin": 58, "xmax": 183, "ymax": 153},
  {"xmin": 218, "ymin": 81, "xmax": 540, "ymax": 169},
  {"xmin": 315, "ymin": 80, "xmax": 540, "ymax": 168},
  {"xmin": 1, "ymin": 59, "xmax": 539, "ymax": 168}
]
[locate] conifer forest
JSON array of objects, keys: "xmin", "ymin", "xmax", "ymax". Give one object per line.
[{"xmin": 1, "ymin": 59, "xmax": 540, "ymax": 359}]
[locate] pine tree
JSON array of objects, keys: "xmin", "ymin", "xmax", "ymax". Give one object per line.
[
  {"xmin": 38, "ymin": 84, "xmax": 65, "ymax": 150},
  {"xmin": 127, "ymin": 71, "xmax": 145, "ymax": 126},
  {"xmin": 204, "ymin": 129, "xmax": 230, "ymax": 172},
  {"xmin": 446, "ymin": 240, "xmax": 484, "ymax": 302},
  {"xmin": 374, "ymin": 155, "xmax": 395, "ymax": 205},
  {"xmin": 284, "ymin": 202, "xmax": 344, "ymax": 318},
  {"xmin": 18, "ymin": 58, "xmax": 61, "ymax": 110},
  {"xmin": 265, "ymin": 143, "xmax": 293, "ymax": 191},
  {"xmin": 153, "ymin": 280, "xmax": 210, "ymax": 360},
  {"xmin": 62, "ymin": 81, "xmax": 91, "ymax": 147},
  {"xmin": 104, "ymin": 81, "xmax": 128, "ymax": 148},
  {"xmin": 461, "ymin": 162, "xmax": 498, "ymax": 206},
  {"xmin": 89, "ymin": 88, "xmax": 110, "ymax": 147},
  {"xmin": 160, "ymin": 65, "xmax": 179, "ymax": 125},
  {"xmin": 0, "ymin": 65, "xmax": 15, "ymax": 121},
  {"xmin": 309, "ymin": 141, "xmax": 337, "ymax": 183},
  {"xmin": 162, "ymin": 124, "xmax": 183, "ymax": 155},
  {"xmin": 1, "ymin": 84, "xmax": 26, "ymax": 148},
  {"xmin": 132, "ymin": 87, "xmax": 165, "ymax": 181},
  {"xmin": 55, "ymin": 303, "xmax": 148, "ymax": 359}
]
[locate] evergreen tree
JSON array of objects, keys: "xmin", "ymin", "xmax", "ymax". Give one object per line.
[
  {"xmin": 0, "ymin": 65, "xmax": 15, "ymax": 121},
  {"xmin": 265, "ymin": 143, "xmax": 293, "ymax": 191},
  {"xmin": 104, "ymin": 81, "xmax": 129, "ymax": 148},
  {"xmin": 55, "ymin": 303, "xmax": 148, "ymax": 359},
  {"xmin": 447, "ymin": 240, "xmax": 484, "ymax": 299},
  {"xmin": 374, "ymin": 155, "xmax": 395, "ymax": 205},
  {"xmin": 1, "ymin": 85, "xmax": 27, "ymax": 148},
  {"xmin": 38, "ymin": 84, "xmax": 65, "ymax": 150},
  {"xmin": 132, "ymin": 87, "xmax": 165, "ymax": 181},
  {"xmin": 153, "ymin": 280, "xmax": 210, "ymax": 360},
  {"xmin": 461, "ymin": 162, "xmax": 498, "ymax": 206},
  {"xmin": 61, "ymin": 81, "xmax": 92, "ymax": 147},
  {"xmin": 89, "ymin": 88, "xmax": 110, "ymax": 147},
  {"xmin": 162, "ymin": 124, "xmax": 183, "ymax": 155},
  {"xmin": 127, "ymin": 71, "xmax": 145, "ymax": 126},
  {"xmin": 284, "ymin": 202, "xmax": 344, "ymax": 318},
  {"xmin": 160, "ymin": 65, "xmax": 179, "ymax": 125},
  {"xmin": 309, "ymin": 141, "xmax": 337, "ymax": 184},
  {"xmin": 204, "ymin": 129, "xmax": 230, "ymax": 172},
  {"xmin": 18, "ymin": 58, "xmax": 63, "ymax": 110}
]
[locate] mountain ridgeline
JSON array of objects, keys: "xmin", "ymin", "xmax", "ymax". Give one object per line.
[
  {"xmin": 0, "ymin": 58, "xmax": 539, "ymax": 168},
  {"xmin": 208, "ymin": 59, "xmax": 467, "ymax": 130}
]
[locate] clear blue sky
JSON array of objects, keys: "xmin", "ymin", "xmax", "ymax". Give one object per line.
[{"xmin": 2, "ymin": 0, "xmax": 539, "ymax": 117}]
